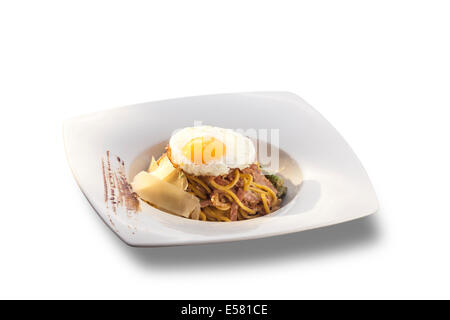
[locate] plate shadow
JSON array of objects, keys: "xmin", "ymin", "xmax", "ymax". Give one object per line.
[{"xmin": 120, "ymin": 214, "xmax": 381, "ymax": 270}]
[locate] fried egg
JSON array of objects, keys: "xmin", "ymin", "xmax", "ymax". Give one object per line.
[{"xmin": 168, "ymin": 126, "xmax": 256, "ymax": 176}]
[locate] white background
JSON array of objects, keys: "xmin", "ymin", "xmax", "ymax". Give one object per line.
[{"xmin": 1, "ymin": 1, "xmax": 449, "ymax": 299}]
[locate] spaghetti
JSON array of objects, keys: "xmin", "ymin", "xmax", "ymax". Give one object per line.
[{"xmin": 185, "ymin": 164, "xmax": 283, "ymax": 222}]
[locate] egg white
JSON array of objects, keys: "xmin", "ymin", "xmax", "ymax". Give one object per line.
[{"xmin": 168, "ymin": 126, "xmax": 256, "ymax": 176}]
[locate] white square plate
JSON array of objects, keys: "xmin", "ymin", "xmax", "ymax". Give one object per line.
[{"xmin": 64, "ymin": 92, "xmax": 378, "ymax": 247}]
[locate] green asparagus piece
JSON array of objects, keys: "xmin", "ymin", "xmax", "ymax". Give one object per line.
[{"xmin": 265, "ymin": 174, "xmax": 288, "ymax": 198}]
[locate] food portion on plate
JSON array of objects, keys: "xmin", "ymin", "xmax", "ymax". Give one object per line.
[{"xmin": 131, "ymin": 126, "xmax": 287, "ymax": 222}]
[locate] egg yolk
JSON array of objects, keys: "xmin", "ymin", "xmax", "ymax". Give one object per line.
[{"xmin": 182, "ymin": 136, "xmax": 226, "ymax": 164}]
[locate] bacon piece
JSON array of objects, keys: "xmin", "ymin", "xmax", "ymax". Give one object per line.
[
  {"xmin": 230, "ymin": 203, "xmax": 238, "ymax": 221},
  {"xmin": 200, "ymin": 200, "xmax": 212, "ymax": 208},
  {"xmin": 242, "ymin": 164, "xmax": 277, "ymax": 194},
  {"xmin": 212, "ymin": 175, "xmax": 230, "ymax": 186},
  {"xmin": 236, "ymin": 188, "xmax": 260, "ymax": 207}
]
